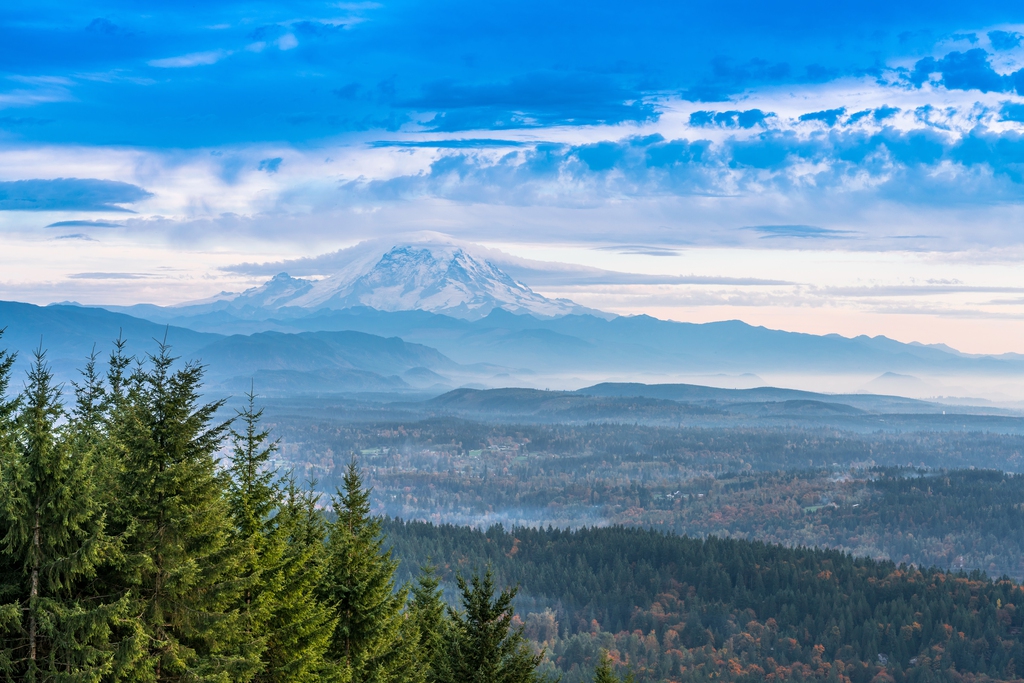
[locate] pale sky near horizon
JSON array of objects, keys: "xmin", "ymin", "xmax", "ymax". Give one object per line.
[{"xmin": 3, "ymin": 1, "xmax": 1024, "ymax": 354}]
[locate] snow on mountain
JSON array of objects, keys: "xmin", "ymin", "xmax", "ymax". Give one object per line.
[
  {"xmin": 230, "ymin": 272, "xmax": 314, "ymax": 309},
  {"xmin": 227, "ymin": 244, "xmax": 593, "ymax": 319}
]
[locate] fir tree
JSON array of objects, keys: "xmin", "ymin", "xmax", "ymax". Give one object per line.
[
  {"xmin": 227, "ymin": 389, "xmax": 280, "ymax": 678},
  {"xmin": 70, "ymin": 348, "xmax": 106, "ymax": 434},
  {"xmin": 107, "ymin": 343, "xmax": 255, "ymax": 681},
  {"xmin": 592, "ymin": 651, "xmax": 626, "ymax": 683},
  {"xmin": 0, "ymin": 334, "xmax": 22, "ymax": 677},
  {"xmin": 0, "ymin": 331, "xmax": 19, "ymax": 453},
  {"xmin": 69, "ymin": 348, "xmax": 124, "ymax": 517},
  {"xmin": 228, "ymin": 390, "xmax": 335, "ymax": 682},
  {"xmin": 435, "ymin": 570, "xmax": 543, "ymax": 683},
  {"xmin": 592, "ymin": 652, "xmax": 614, "ymax": 683},
  {"xmin": 323, "ymin": 462, "xmax": 417, "ymax": 683},
  {"xmin": 409, "ymin": 563, "xmax": 448, "ymax": 680},
  {"xmin": 228, "ymin": 389, "xmax": 279, "ymax": 543},
  {"xmin": 261, "ymin": 478, "xmax": 336, "ymax": 682},
  {"xmin": 104, "ymin": 335, "xmax": 132, "ymax": 406},
  {"xmin": 0, "ymin": 350, "xmax": 122, "ymax": 681}
]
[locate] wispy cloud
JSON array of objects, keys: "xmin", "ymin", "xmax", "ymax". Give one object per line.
[
  {"xmin": 275, "ymin": 34, "xmax": 298, "ymax": 50},
  {"xmin": 148, "ymin": 50, "xmax": 232, "ymax": 68},
  {"xmin": 749, "ymin": 225, "xmax": 857, "ymax": 239},
  {"xmin": 823, "ymin": 284, "xmax": 1024, "ymax": 297},
  {"xmin": 52, "ymin": 233, "xmax": 96, "ymax": 241},
  {"xmin": 0, "ymin": 76, "xmax": 74, "ymax": 109},
  {"xmin": 369, "ymin": 139, "xmax": 528, "ymax": 148},
  {"xmin": 46, "ymin": 219, "xmax": 123, "ymax": 228},
  {"xmin": 68, "ymin": 272, "xmax": 152, "ymax": 280},
  {"xmin": 0, "ymin": 179, "xmax": 151, "ymax": 212},
  {"xmin": 593, "ymin": 245, "xmax": 683, "ymax": 257}
]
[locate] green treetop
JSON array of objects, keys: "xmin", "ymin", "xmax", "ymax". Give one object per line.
[
  {"xmin": 323, "ymin": 462, "xmax": 418, "ymax": 683},
  {"xmin": 259, "ymin": 477, "xmax": 336, "ymax": 682},
  {"xmin": 409, "ymin": 563, "xmax": 449, "ymax": 683},
  {"xmin": 228, "ymin": 389, "xmax": 336, "ymax": 682},
  {"xmin": 107, "ymin": 344, "xmax": 254, "ymax": 681},
  {"xmin": 592, "ymin": 650, "xmax": 632, "ymax": 683},
  {"xmin": 0, "ymin": 350, "xmax": 126, "ymax": 681},
  {"xmin": 434, "ymin": 570, "xmax": 544, "ymax": 683}
]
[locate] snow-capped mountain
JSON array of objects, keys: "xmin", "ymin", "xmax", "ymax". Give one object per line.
[
  {"xmin": 229, "ymin": 272, "xmax": 313, "ymax": 310},
  {"xmin": 226, "ymin": 244, "xmax": 592, "ymax": 319}
]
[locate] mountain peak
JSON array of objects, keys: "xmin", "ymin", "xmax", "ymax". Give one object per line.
[
  {"xmin": 225, "ymin": 242, "xmax": 594, "ymax": 320},
  {"xmin": 232, "ymin": 272, "xmax": 314, "ymax": 309}
]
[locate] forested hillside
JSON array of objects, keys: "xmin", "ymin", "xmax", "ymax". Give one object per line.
[
  {"xmin": 387, "ymin": 520, "xmax": 1024, "ymax": 683},
  {"xmin": 258, "ymin": 412, "xmax": 1024, "ymax": 578},
  {"xmin": 643, "ymin": 469, "xmax": 1024, "ymax": 578}
]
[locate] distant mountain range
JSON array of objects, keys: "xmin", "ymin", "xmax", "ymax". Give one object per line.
[
  {"xmin": 3, "ymin": 240, "xmax": 1023, "ymax": 405},
  {"xmin": 90, "ymin": 303, "xmax": 1024, "ymax": 378},
  {"xmin": 0, "ymin": 301, "xmax": 469, "ymax": 395},
  {"xmin": 0, "ymin": 300, "xmax": 219, "ymax": 383}
]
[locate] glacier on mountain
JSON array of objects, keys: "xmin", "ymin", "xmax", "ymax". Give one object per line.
[{"xmin": 225, "ymin": 244, "xmax": 593, "ymax": 319}]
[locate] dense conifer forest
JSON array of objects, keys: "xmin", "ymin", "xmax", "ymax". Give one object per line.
[
  {"xmin": 4, "ymin": 335, "xmax": 1024, "ymax": 682},
  {"xmin": 0, "ymin": 337, "xmax": 543, "ymax": 682},
  {"xmin": 387, "ymin": 520, "xmax": 1024, "ymax": 683}
]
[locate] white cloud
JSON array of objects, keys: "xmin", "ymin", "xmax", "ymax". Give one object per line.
[
  {"xmin": 148, "ymin": 50, "xmax": 233, "ymax": 68},
  {"xmin": 0, "ymin": 75, "xmax": 74, "ymax": 109}
]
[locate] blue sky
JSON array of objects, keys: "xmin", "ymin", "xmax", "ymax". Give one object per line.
[
  {"xmin": 2, "ymin": 0, "xmax": 1021, "ymax": 144},
  {"xmin": 3, "ymin": 0, "xmax": 1024, "ymax": 353}
]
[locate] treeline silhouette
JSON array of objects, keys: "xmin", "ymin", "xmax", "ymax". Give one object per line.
[{"xmin": 0, "ymin": 336, "xmax": 547, "ymax": 682}]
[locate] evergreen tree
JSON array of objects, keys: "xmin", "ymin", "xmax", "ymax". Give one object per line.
[
  {"xmin": 0, "ymin": 335, "xmax": 23, "ymax": 677},
  {"xmin": 227, "ymin": 389, "xmax": 280, "ymax": 678},
  {"xmin": 592, "ymin": 652, "xmax": 615, "ymax": 683},
  {"xmin": 228, "ymin": 390, "xmax": 335, "ymax": 682},
  {"xmin": 435, "ymin": 570, "xmax": 543, "ymax": 683},
  {"xmin": 69, "ymin": 348, "xmax": 123, "ymax": 518},
  {"xmin": 70, "ymin": 348, "xmax": 106, "ymax": 435},
  {"xmin": 323, "ymin": 462, "xmax": 417, "ymax": 683},
  {"xmin": 0, "ymin": 332, "xmax": 20, "ymax": 445},
  {"xmin": 107, "ymin": 343, "xmax": 255, "ymax": 681},
  {"xmin": 409, "ymin": 565, "xmax": 446, "ymax": 667},
  {"xmin": 228, "ymin": 389, "xmax": 279, "ymax": 542},
  {"xmin": 409, "ymin": 564, "xmax": 448, "ymax": 682},
  {"xmin": 262, "ymin": 478, "xmax": 336, "ymax": 682},
  {"xmin": 0, "ymin": 350, "xmax": 123, "ymax": 681}
]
